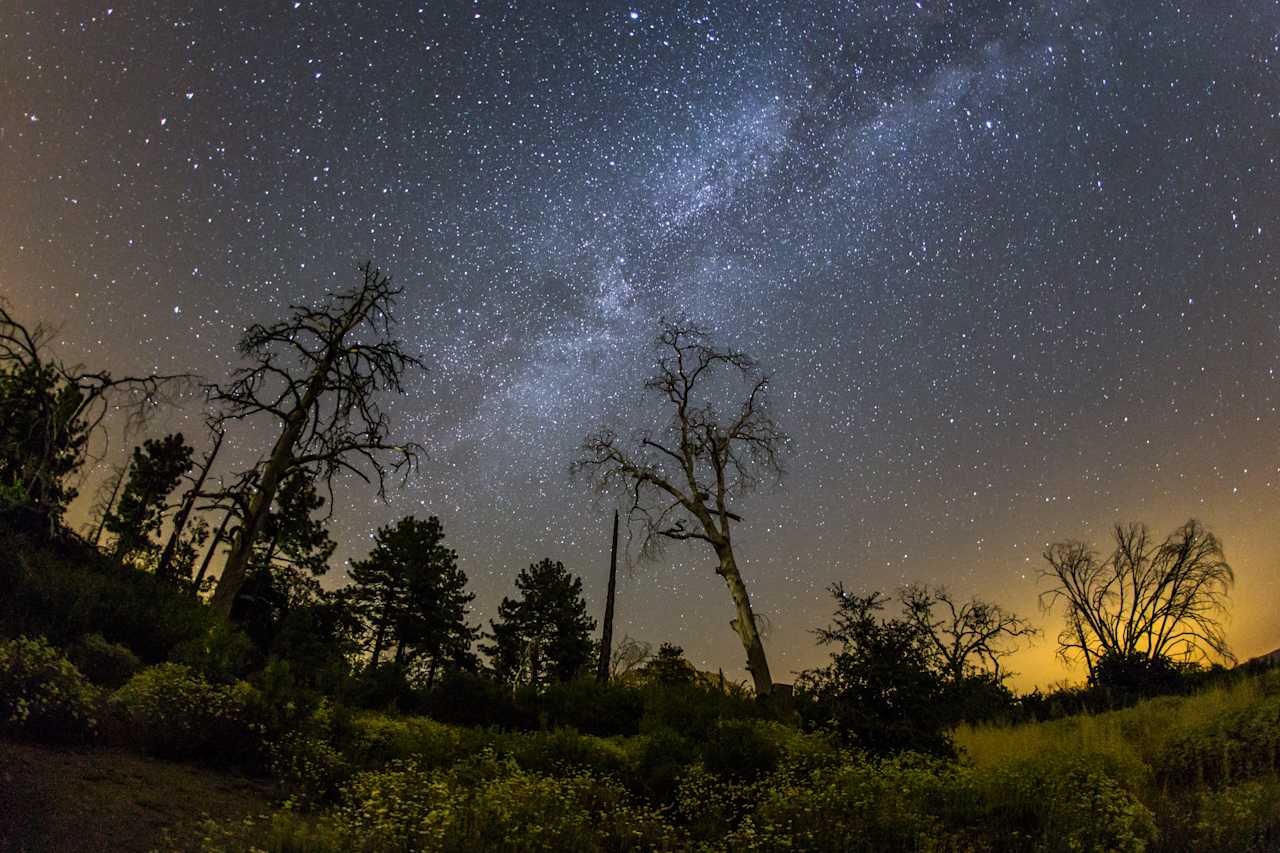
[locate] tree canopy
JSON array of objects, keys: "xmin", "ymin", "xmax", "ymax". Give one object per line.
[{"xmin": 482, "ymin": 558, "xmax": 595, "ymax": 687}]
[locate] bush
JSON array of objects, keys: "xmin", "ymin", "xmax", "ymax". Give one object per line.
[
  {"xmin": 702, "ymin": 718, "xmax": 784, "ymax": 780},
  {"xmin": 1155, "ymin": 693, "xmax": 1280, "ymax": 788},
  {"xmin": 307, "ymin": 755, "xmax": 681, "ymax": 852},
  {"xmin": 531, "ymin": 678, "xmax": 645, "ymax": 736},
  {"xmin": 1186, "ymin": 778, "xmax": 1280, "ymax": 852},
  {"xmin": 170, "ymin": 621, "xmax": 257, "ymax": 684},
  {"xmin": 108, "ymin": 663, "xmax": 265, "ymax": 763},
  {"xmin": 0, "ymin": 635, "xmax": 99, "ymax": 742},
  {"xmin": 421, "ymin": 670, "xmax": 532, "ymax": 729},
  {"xmin": 344, "ymin": 711, "xmax": 467, "ymax": 769},
  {"xmin": 0, "ymin": 522, "xmax": 220, "ymax": 663},
  {"xmin": 67, "ymin": 632, "xmax": 141, "ymax": 688}
]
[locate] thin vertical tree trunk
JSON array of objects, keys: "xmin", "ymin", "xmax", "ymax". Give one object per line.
[
  {"xmin": 193, "ymin": 509, "xmax": 233, "ymax": 597},
  {"xmin": 596, "ymin": 509, "xmax": 619, "ymax": 683},
  {"xmin": 91, "ymin": 463, "xmax": 128, "ymax": 547},
  {"xmin": 157, "ymin": 430, "xmax": 223, "ymax": 582}
]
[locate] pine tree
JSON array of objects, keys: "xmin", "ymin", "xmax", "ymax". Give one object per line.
[
  {"xmin": 348, "ymin": 516, "xmax": 476, "ymax": 683},
  {"xmin": 483, "ymin": 559, "xmax": 596, "ymax": 686},
  {"xmin": 105, "ymin": 433, "xmax": 193, "ymax": 566}
]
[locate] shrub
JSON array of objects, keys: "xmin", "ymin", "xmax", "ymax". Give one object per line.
[
  {"xmin": 67, "ymin": 632, "xmax": 141, "ymax": 688},
  {"xmin": 268, "ymin": 729, "xmax": 352, "ymax": 807},
  {"xmin": 702, "ymin": 718, "xmax": 784, "ymax": 780},
  {"xmin": 0, "ymin": 635, "xmax": 99, "ymax": 742},
  {"xmin": 531, "ymin": 678, "xmax": 644, "ymax": 736},
  {"xmin": 344, "ymin": 711, "xmax": 466, "ymax": 769},
  {"xmin": 1187, "ymin": 778, "xmax": 1280, "ymax": 852},
  {"xmin": 421, "ymin": 670, "xmax": 532, "ymax": 728},
  {"xmin": 108, "ymin": 663, "xmax": 265, "ymax": 763},
  {"xmin": 1155, "ymin": 693, "xmax": 1280, "ymax": 787},
  {"xmin": 314, "ymin": 756, "xmax": 681, "ymax": 852},
  {"xmin": 170, "ymin": 620, "xmax": 257, "ymax": 684}
]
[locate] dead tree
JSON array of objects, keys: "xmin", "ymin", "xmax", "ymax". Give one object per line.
[
  {"xmin": 577, "ymin": 318, "xmax": 786, "ymax": 697},
  {"xmin": 1040, "ymin": 519, "xmax": 1235, "ymax": 679},
  {"xmin": 204, "ymin": 262, "xmax": 425, "ymax": 616},
  {"xmin": 0, "ymin": 301, "xmax": 193, "ymax": 527},
  {"xmin": 156, "ymin": 426, "xmax": 224, "ymax": 583},
  {"xmin": 596, "ymin": 509, "xmax": 620, "ymax": 683},
  {"xmin": 899, "ymin": 584, "xmax": 1039, "ymax": 683}
]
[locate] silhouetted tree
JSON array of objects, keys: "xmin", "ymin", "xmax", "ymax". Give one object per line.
[
  {"xmin": 483, "ymin": 558, "xmax": 595, "ymax": 686},
  {"xmin": 349, "ymin": 516, "xmax": 477, "ymax": 683},
  {"xmin": 104, "ymin": 433, "xmax": 193, "ymax": 565},
  {"xmin": 1040, "ymin": 520, "xmax": 1235, "ymax": 682},
  {"xmin": 156, "ymin": 426, "xmax": 224, "ymax": 582},
  {"xmin": 642, "ymin": 642, "xmax": 698, "ymax": 686},
  {"xmin": 577, "ymin": 319, "xmax": 786, "ymax": 697},
  {"xmin": 205, "ymin": 262, "xmax": 425, "ymax": 616},
  {"xmin": 0, "ymin": 303, "xmax": 190, "ymax": 527},
  {"xmin": 610, "ymin": 635, "xmax": 653, "ymax": 679},
  {"xmin": 596, "ymin": 509, "xmax": 620, "ymax": 682},
  {"xmin": 796, "ymin": 584, "xmax": 951, "ymax": 755},
  {"xmin": 899, "ymin": 583, "xmax": 1039, "ymax": 683}
]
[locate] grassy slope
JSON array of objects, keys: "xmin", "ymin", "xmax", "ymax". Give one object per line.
[{"xmin": 0, "ymin": 740, "xmax": 274, "ymax": 853}]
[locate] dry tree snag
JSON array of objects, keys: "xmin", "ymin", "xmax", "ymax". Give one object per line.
[
  {"xmin": 577, "ymin": 319, "xmax": 786, "ymax": 697},
  {"xmin": 0, "ymin": 301, "xmax": 193, "ymax": 526},
  {"xmin": 206, "ymin": 262, "xmax": 425, "ymax": 616},
  {"xmin": 1040, "ymin": 519, "xmax": 1234, "ymax": 679}
]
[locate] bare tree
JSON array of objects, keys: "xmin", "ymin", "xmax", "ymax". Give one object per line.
[
  {"xmin": 205, "ymin": 262, "xmax": 426, "ymax": 616},
  {"xmin": 576, "ymin": 318, "xmax": 786, "ymax": 697},
  {"xmin": 0, "ymin": 301, "xmax": 192, "ymax": 525},
  {"xmin": 899, "ymin": 583, "xmax": 1039, "ymax": 683},
  {"xmin": 1040, "ymin": 519, "xmax": 1235, "ymax": 679}
]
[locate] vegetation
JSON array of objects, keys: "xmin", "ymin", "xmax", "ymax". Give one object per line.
[{"xmin": 0, "ymin": 292, "xmax": 1274, "ymax": 851}]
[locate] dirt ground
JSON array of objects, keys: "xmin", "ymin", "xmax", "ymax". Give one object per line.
[{"xmin": 0, "ymin": 739, "xmax": 274, "ymax": 853}]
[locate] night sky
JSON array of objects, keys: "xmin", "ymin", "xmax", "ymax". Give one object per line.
[{"xmin": 4, "ymin": 0, "xmax": 1279, "ymax": 688}]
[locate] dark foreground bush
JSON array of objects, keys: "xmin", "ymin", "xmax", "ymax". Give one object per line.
[
  {"xmin": 0, "ymin": 635, "xmax": 99, "ymax": 742},
  {"xmin": 108, "ymin": 663, "xmax": 266, "ymax": 764}
]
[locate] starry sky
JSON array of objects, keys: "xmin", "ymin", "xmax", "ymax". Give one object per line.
[{"xmin": 4, "ymin": 0, "xmax": 1279, "ymax": 689}]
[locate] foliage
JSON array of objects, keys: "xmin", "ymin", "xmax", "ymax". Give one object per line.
[
  {"xmin": 0, "ymin": 359, "xmax": 87, "ymax": 522},
  {"xmin": 796, "ymin": 585, "xmax": 952, "ymax": 755},
  {"xmin": 105, "ymin": 432, "xmax": 193, "ymax": 565},
  {"xmin": 0, "ymin": 519, "xmax": 224, "ymax": 663},
  {"xmin": 108, "ymin": 663, "xmax": 265, "ymax": 763},
  {"xmin": 67, "ymin": 632, "xmax": 142, "ymax": 689},
  {"xmin": 348, "ymin": 515, "xmax": 476, "ymax": 679},
  {"xmin": 276, "ymin": 755, "xmax": 681, "ymax": 852},
  {"xmin": 0, "ymin": 635, "xmax": 100, "ymax": 742},
  {"xmin": 1041, "ymin": 520, "xmax": 1235, "ymax": 683},
  {"xmin": 641, "ymin": 642, "xmax": 699, "ymax": 686},
  {"xmin": 231, "ymin": 468, "xmax": 338, "ymax": 653},
  {"xmin": 0, "ymin": 302, "xmax": 189, "ymax": 527},
  {"xmin": 483, "ymin": 558, "xmax": 595, "ymax": 686}
]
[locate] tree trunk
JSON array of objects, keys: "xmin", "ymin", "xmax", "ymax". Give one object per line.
[
  {"xmin": 716, "ymin": 548, "xmax": 773, "ymax": 697},
  {"xmin": 157, "ymin": 431, "xmax": 222, "ymax": 582},
  {"xmin": 193, "ymin": 508, "xmax": 233, "ymax": 597},
  {"xmin": 91, "ymin": 464, "xmax": 128, "ymax": 547},
  {"xmin": 596, "ymin": 509, "xmax": 619, "ymax": 683},
  {"xmin": 370, "ymin": 600, "xmax": 389, "ymax": 668}
]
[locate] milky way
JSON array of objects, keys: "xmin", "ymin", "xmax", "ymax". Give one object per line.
[{"xmin": 4, "ymin": 1, "xmax": 1279, "ymax": 686}]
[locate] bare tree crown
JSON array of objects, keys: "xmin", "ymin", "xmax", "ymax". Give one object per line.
[
  {"xmin": 205, "ymin": 262, "xmax": 425, "ymax": 499},
  {"xmin": 576, "ymin": 318, "xmax": 787, "ymax": 557},
  {"xmin": 1039, "ymin": 519, "xmax": 1234, "ymax": 675}
]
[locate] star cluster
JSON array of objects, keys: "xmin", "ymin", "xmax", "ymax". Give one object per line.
[{"xmin": 4, "ymin": 0, "xmax": 1279, "ymax": 686}]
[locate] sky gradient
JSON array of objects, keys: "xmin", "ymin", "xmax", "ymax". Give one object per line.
[{"xmin": 3, "ymin": 0, "xmax": 1279, "ymax": 688}]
